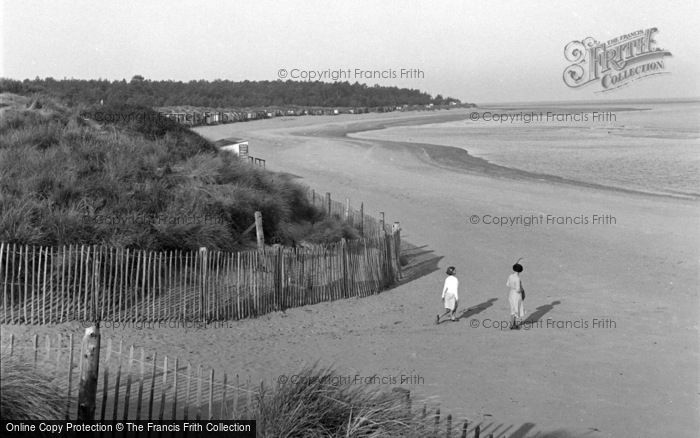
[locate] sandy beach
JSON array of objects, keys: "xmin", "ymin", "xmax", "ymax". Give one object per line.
[{"xmin": 4, "ymin": 109, "xmax": 698, "ymax": 437}]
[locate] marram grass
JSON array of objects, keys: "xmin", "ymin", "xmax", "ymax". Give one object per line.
[{"xmin": 0, "ymin": 353, "xmax": 66, "ymax": 420}]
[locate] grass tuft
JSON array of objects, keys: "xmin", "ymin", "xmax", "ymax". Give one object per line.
[
  {"xmin": 0, "ymin": 353, "xmax": 67, "ymax": 420},
  {"xmin": 249, "ymin": 365, "xmax": 430, "ymax": 438}
]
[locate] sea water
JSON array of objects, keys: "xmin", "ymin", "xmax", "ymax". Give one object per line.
[{"xmin": 351, "ymin": 101, "xmax": 700, "ymax": 199}]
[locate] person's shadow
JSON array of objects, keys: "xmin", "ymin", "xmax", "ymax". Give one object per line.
[
  {"xmin": 524, "ymin": 300, "xmax": 561, "ymax": 323},
  {"xmin": 457, "ymin": 298, "xmax": 498, "ymax": 321}
]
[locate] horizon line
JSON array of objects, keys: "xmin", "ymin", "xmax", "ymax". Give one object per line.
[{"xmin": 476, "ymin": 97, "xmax": 700, "ymax": 106}]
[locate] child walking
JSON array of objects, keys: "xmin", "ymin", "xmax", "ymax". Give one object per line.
[
  {"xmin": 507, "ymin": 260, "xmax": 525, "ymax": 329},
  {"xmin": 437, "ymin": 266, "xmax": 459, "ymax": 324}
]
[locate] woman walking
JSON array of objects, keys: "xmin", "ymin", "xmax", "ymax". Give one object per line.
[
  {"xmin": 437, "ymin": 266, "xmax": 459, "ymax": 324},
  {"xmin": 507, "ymin": 260, "xmax": 525, "ymax": 329}
]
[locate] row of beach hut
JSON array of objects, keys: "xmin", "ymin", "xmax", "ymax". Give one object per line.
[{"xmin": 159, "ymin": 104, "xmax": 438, "ymax": 127}]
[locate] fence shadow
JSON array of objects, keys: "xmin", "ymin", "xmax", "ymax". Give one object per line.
[
  {"xmin": 418, "ymin": 410, "xmax": 593, "ymax": 438},
  {"xmin": 509, "ymin": 422, "xmax": 538, "ymax": 438},
  {"xmin": 397, "ymin": 242, "xmax": 443, "ymax": 284},
  {"xmin": 426, "ymin": 416, "xmax": 593, "ymax": 438}
]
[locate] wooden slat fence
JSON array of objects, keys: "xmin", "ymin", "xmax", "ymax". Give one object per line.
[
  {"xmin": 0, "ymin": 197, "xmax": 402, "ymax": 324},
  {"xmin": 309, "ymin": 189, "xmax": 391, "ymax": 237},
  {"xmin": 0, "ymin": 235, "xmax": 400, "ymax": 324},
  {"xmin": 2, "ymin": 331, "xmax": 512, "ymax": 436},
  {"xmin": 1, "ymin": 331, "xmax": 259, "ymax": 421}
]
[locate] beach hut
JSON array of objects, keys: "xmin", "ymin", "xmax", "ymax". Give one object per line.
[
  {"xmin": 205, "ymin": 112, "xmax": 220, "ymax": 124},
  {"xmin": 214, "ymin": 137, "xmax": 249, "ymax": 159}
]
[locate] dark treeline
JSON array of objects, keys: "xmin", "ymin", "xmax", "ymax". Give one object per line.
[{"xmin": 0, "ymin": 76, "xmax": 462, "ymax": 108}]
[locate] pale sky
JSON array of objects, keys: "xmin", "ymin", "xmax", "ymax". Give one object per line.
[{"xmin": 2, "ymin": 0, "xmax": 699, "ymax": 103}]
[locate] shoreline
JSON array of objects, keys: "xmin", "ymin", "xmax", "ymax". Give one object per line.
[
  {"xmin": 312, "ymin": 109, "xmax": 699, "ymax": 202},
  {"xmin": 210, "ymin": 105, "xmax": 698, "ymax": 202}
]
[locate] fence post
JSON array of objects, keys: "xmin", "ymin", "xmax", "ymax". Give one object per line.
[
  {"xmin": 391, "ymin": 387, "xmax": 410, "ymax": 418},
  {"xmin": 392, "ymin": 222, "xmax": 401, "ymax": 279},
  {"xmin": 326, "ymin": 192, "xmax": 332, "ymax": 217},
  {"xmin": 341, "ymin": 238, "xmax": 348, "ymax": 298},
  {"xmin": 199, "ymin": 247, "xmax": 208, "ymax": 321},
  {"xmin": 255, "ymin": 211, "xmax": 265, "ymax": 250},
  {"xmin": 344, "ymin": 198, "xmax": 350, "ymax": 222},
  {"xmin": 77, "ymin": 324, "xmax": 101, "ymax": 421},
  {"xmin": 433, "ymin": 408, "xmax": 441, "ymax": 437},
  {"xmin": 92, "ymin": 246, "xmax": 101, "ymax": 323},
  {"xmin": 359, "ymin": 203, "xmax": 364, "ymax": 237},
  {"xmin": 275, "ymin": 245, "xmax": 283, "ymax": 311},
  {"xmin": 386, "ymin": 233, "xmax": 393, "ymax": 286},
  {"xmin": 380, "ymin": 212, "xmax": 385, "ymax": 234}
]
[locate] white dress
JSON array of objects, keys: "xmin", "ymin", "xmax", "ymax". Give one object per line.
[
  {"xmin": 507, "ymin": 273, "xmax": 524, "ymax": 318},
  {"xmin": 442, "ymin": 276, "xmax": 459, "ymax": 310}
]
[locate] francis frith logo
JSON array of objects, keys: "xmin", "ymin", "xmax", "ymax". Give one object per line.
[{"xmin": 563, "ymin": 28, "xmax": 672, "ymax": 92}]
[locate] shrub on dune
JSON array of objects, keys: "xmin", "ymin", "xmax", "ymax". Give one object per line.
[
  {"xmin": 0, "ymin": 199, "xmax": 49, "ymax": 245},
  {"xmin": 80, "ymin": 102, "xmax": 217, "ymax": 160},
  {"xmin": 0, "ymin": 95, "xmax": 357, "ymax": 250},
  {"xmin": 252, "ymin": 365, "xmax": 426, "ymax": 438},
  {"xmin": 294, "ymin": 218, "xmax": 360, "ymax": 244}
]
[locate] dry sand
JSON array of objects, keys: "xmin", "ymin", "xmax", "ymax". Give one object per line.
[{"xmin": 4, "ymin": 109, "xmax": 698, "ymax": 437}]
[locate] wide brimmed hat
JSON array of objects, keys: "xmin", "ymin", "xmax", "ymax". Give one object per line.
[
  {"xmin": 446, "ymin": 266, "xmax": 456, "ymax": 275},
  {"xmin": 513, "ymin": 257, "xmax": 524, "ymax": 272}
]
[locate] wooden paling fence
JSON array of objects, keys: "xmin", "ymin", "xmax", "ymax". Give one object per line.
[
  {"xmin": 0, "ymin": 232, "xmax": 400, "ymax": 324},
  {"xmin": 1, "ymin": 330, "xmax": 260, "ymax": 421},
  {"xmin": 247, "ymin": 156, "xmax": 265, "ymax": 168},
  {"xmin": 0, "ymin": 193, "xmax": 402, "ymax": 325},
  {"xmin": 309, "ymin": 190, "xmax": 393, "ymax": 238},
  {"xmin": 2, "ymin": 329, "xmax": 503, "ymax": 436}
]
